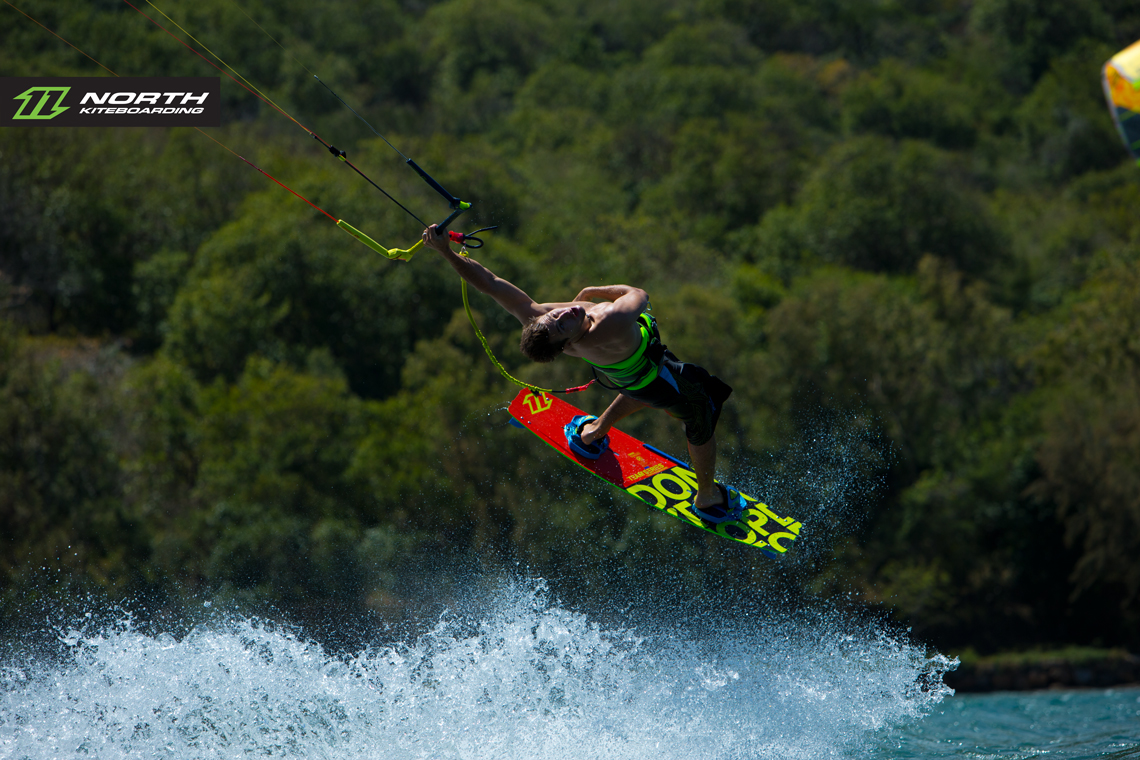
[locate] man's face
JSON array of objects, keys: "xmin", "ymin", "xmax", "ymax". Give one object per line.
[{"xmin": 543, "ymin": 305, "xmax": 587, "ymax": 341}]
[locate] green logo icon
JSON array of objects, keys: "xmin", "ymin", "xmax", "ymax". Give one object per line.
[{"xmin": 13, "ymin": 86, "xmax": 70, "ymax": 119}]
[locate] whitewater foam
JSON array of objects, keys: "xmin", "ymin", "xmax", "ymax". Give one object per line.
[{"xmin": 1, "ymin": 579, "xmax": 953, "ymax": 759}]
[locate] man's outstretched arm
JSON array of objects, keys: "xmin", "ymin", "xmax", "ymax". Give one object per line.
[{"xmin": 422, "ymin": 225, "xmax": 541, "ymax": 324}]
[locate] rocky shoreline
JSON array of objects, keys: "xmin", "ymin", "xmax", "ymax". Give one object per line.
[{"xmin": 944, "ymin": 648, "xmax": 1140, "ymax": 692}]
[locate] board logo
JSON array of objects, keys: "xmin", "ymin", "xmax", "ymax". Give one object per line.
[
  {"xmin": 522, "ymin": 392, "xmax": 553, "ymax": 415},
  {"xmin": 624, "ymin": 461, "xmax": 668, "ymax": 485},
  {"xmin": 626, "ymin": 465, "xmax": 801, "ymax": 553},
  {"xmin": 13, "ymin": 86, "xmax": 70, "ymax": 120},
  {"xmin": 1, "ymin": 77, "xmax": 220, "ymax": 127}
]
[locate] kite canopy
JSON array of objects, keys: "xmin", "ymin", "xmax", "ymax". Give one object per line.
[{"xmin": 1103, "ymin": 39, "xmax": 1140, "ymax": 163}]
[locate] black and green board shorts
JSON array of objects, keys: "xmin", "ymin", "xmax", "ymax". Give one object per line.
[{"xmin": 618, "ymin": 350, "xmax": 732, "ymax": 447}]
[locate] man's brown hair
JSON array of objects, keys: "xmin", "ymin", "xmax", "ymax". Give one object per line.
[{"xmin": 520, "ymin": 318, "xmax": 567, "ymax": 363}]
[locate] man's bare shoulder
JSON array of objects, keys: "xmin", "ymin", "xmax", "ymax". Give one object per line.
[
  {"xmin": 565, "ymin": 301, "xmax": 643, "ymax": 363},
  {"xmin": 585, "ymin": 300, "xmax": 637, "ymax": 333}
]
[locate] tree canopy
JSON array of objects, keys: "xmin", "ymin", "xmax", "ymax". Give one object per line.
[{"xmin": 3, "ymin": 0, "xmax": 1140, "ymax": 653}]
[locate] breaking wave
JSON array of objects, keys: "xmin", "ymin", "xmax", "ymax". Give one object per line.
[{"xmin": 1, "ymin": 578, "xmax": 952, "ymax": 759}]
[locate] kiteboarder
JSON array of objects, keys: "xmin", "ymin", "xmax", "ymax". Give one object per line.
[{"xmin": 422, "ymin": 225, "xmax": 737, "ymax": 522}]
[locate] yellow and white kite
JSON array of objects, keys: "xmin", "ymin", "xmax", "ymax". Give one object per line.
[{"xmin": 1103, "ymin": 40, "xmax": 1140, "ymax": 163}]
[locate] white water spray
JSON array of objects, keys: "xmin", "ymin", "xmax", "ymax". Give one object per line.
[{"xmin": 1, "ymin": 579, "xmax": 953, "ymax": 759}]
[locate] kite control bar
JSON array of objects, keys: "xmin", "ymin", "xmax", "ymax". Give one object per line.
[
  {"xmin": 308, "ymin": 75, "xmax": 472, "ymax": 231},
  {"xmin": 406, "ymin": 159, "xmax": 471, "ymax": 231}
]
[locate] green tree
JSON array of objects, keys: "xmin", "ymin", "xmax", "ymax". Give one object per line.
[
  {"xmin": 842, "ymin": 59, "xmax": 982, "ymax": 149},
  {"xmin": 1028, "ymin": 256, "xmax": 1140, "ymax": 639},
  {"xmin": 749, "ymin": 136, "xmax": 1005, "ymax": 278},
  {"xmin": 969, "ymin": 0, "xmax": 1112, "ymax": 90},
  {"xmin": 0, "ymin": 324, "xmax": 143, "ymax": 618},
  {"xmin": 739, "ymin": 257, "xmax": 1015, "ymax": 472},
  {"xmin": 161, "ymin": 178, "xmax": 457, "ymax": 397},
  {"xmin": 165, "ymin": 356, "xmax": 379, "ymax": 623},
  {"xmin": 1015, "ymin": 41, "xmax": 1124, "ymax": 181},
  {"xmin": 1035, "ymin": 379, "xmax": 1140, "ymax": 637},
  {"xmin": 427, "ymin": 0, "xmax": 556, "ymax": 132}
]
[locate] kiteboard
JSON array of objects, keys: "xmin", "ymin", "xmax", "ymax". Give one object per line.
[{"xmin": 507, "ymin": 389, "xmax": 802, "ymax": 556}]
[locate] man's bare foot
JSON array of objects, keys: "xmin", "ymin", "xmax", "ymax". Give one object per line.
[
  {"xmin": 691, "ymin": 482, "xmax": 741, "ymax": 524},
  {"xmin": 692, "ymin": 486, "xmax": 725, "ymax": 510}
]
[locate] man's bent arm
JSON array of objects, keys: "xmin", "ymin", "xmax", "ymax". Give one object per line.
[
  {"xmin": 574, "ymin": 285, "xmax": 642, "ymax": 303},
  {"xmin": 576, "ymin": 285, "xmax": 648, "ymax": 320},
  {"xmin": 422, "ymin": 226, "xmax": 540, "ymax": 324}
]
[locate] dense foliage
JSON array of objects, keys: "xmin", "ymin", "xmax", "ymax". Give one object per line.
[{"xmin": 3, "ymin": 0, "xmax": 1140, "ymax": 652}]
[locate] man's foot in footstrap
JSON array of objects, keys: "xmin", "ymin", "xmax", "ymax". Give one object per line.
[{"xmin": 692, "ymin": 482, "xmax": 743, "ymax": 524}]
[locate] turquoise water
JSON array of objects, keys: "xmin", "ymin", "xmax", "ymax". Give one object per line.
[
  {"xmin": 870, "ymin": 688, "xmax": 1140, "ymax": 759},
  {"xmin": 1, "ymin": 579, "xmax": 1136, "ymax": 759}
]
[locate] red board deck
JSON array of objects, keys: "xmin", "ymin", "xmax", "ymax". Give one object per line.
[{"xmin": 508, "ymin": 389, "xmax": 802, "ymax": 556}]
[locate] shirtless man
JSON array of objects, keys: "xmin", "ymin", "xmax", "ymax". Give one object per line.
[{"xmin": 422, "ymin": 225, "xmax": 736, "ymax": 521}]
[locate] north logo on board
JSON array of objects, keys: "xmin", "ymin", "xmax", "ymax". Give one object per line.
[{"xmin": 522, "ymin": 392, "xmax": 553, "ymax": 415}]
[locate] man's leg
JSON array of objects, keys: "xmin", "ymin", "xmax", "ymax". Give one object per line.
[
  {"xmin": 688, "ymin": 434, "xmax": 721, "ymax": 509},
  {"xmin": 579, "ymin": 393, "xmax": 646, "ymax": 445}
]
